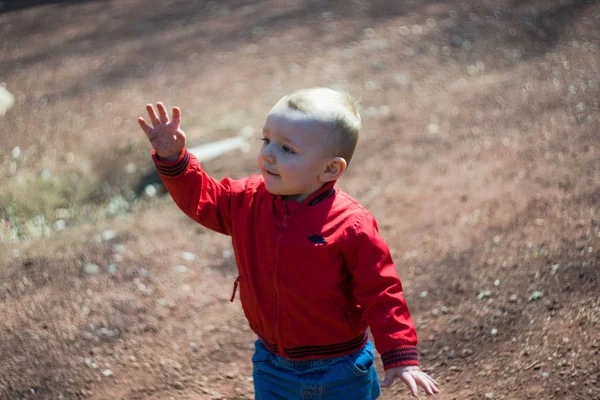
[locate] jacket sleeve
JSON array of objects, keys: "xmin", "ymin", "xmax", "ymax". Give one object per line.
[
  {"xmin": 152, "ymin": 148, "xmax": 245, "ymax": 236},
  {"xmin": 346, "ymin": 212, "xmax": 419, "ymax": 370}
]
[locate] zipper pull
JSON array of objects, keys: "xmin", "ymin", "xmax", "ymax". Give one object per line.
[
  {"xmin": 230, "ymin": 276, "xmax": 240, "ymax": 302},
  {"xmin": 282, "ymin": 214, "xmax": 289, "ymax": 230}
]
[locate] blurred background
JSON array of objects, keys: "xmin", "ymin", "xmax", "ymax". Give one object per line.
[{"xmin": 1, "ymin": 1, "xmax": 599, "ymax": 399}]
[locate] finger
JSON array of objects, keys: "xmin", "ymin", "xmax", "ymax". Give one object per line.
[
  {"xmin": 400, "ymin": 373, "xmax": 418, "ymax": 397},
  {"xmin": 415, "ymin": 373, "xmax": 438, "ymax": 396},
  {"xmin": 426, "ymin": 374, "xmax": 439, "ymax": 390},
  {"xmin": 171, "ymin": 106, "xmax": 181, "ymax": 126},
  {"xmin": 157, "ymin": 102, "xmax": 169, "ymax": 124},
  {"xmin": 146, "ymin": 104, "xmax": 161, "ymax": 126},
  {"xmin": 138, "ymin": 117, "xmax": 153, "ymax": 135}
]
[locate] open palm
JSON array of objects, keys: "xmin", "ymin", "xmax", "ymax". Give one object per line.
[{"xmin": 138, "ymin": 102, "xmax": 186, "ymax": 160}]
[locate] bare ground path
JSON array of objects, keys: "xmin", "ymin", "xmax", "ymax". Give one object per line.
[{"xmin": 1, "ymin": 1, "xmax": 599, "ymax": 399}]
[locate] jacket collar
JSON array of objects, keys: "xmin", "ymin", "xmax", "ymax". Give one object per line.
[
  {"xmin": 276, "ymin": 180, "xmax": 337, "ymax": 206},
  {"xmin": 271, "ymin": 180, "xmax": 337, "ymax": 223}
]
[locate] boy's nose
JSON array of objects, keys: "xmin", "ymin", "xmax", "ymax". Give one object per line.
[{"xmin": 260, "ymin": 145, "xmax": 275, "ymax": 163}]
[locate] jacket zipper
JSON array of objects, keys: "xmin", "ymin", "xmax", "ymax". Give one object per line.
[{"xmin": 273, "ymin": 204, "xmax": 290, "ymax": 356}]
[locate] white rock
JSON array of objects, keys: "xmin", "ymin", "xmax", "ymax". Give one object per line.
[
  {"xmin": 125, "ymin": 163, "xmax": 137, "ymax": 174},
  {"xmin": 11, "ymin": 146, "xmax": 21, "ymax": 159},
  {"xmin": 53, "ymin": 219, "xmax": 67, "ymax": 231},
  {"xmin": 0, "ymin": 85, "xmax": 15, "ymax": 117},
  {"xmin": 222, "ymin": 249, "xmax": 233, "ymax": 258},
  {"xmin": 529, "ymin": 291, "xmax": 543, "ymax": 301},
  {"xmin": 188, "ymin": 135, "xmax": 251, "ymax": 162},
  {"xmin": 102, "ymin": 369, "xmax": 113, "ymax": 377},
  {"xmin": 102, "ymin": 230, "xmax": 117, "ymax": 241},
  {"xmin": 107, "ymin": 264, "xmax": 118, "ymax": 274},
  {"xmin": 175, "ymin": 265, "xmax": 188, "ymax": 273},
  {"xmin": 83, "ymin": 263, "xmax": 100, "ymax": 275},
  {"xmin": 106, "ymin": 195, "xmax": 130, "ymax": 216},
  {"xmin": 144, "ymin": 184, "xmax": 158, "ymax": 198},
  {"xmin": 40, "ymin": 168, "xmax": 52, "ymax": 180},
  {"xmin": 427, "ymin": 124, "xmax": 440, "ymax": 134}
]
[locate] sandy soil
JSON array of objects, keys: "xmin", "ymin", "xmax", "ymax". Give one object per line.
[{"xmin": 1, "ymin": 1, "xmax": 599, "ymax": 399}]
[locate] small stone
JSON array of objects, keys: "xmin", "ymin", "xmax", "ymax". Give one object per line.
[
  {"xmin": 102, "ymin": 369, "xmax": 112, "ymax": 377},
  {"xmin": 174, "ymin": 265, "xmax": 187, "ymax": 273},
  {"xmin": 40, "ymin": 168, "xmax": 52, "ymax": 180},
  {"xmin": 11, "ymin": 146, "xmax": 21, "ymax": 159},
  {"xmin": 144, "ymin": 184, "xmax": 158, "ymax": 198},
  {"xmin": 107, "ymin": 264, "xmax": 118, "ymax": 274},
  {"xmin": 508, "ymin": 294, "xmax": 518, "ymax": 303},
  {"xmin": 53, "ymin": 219, "xmax": 67, "ymax": 231},
  {"xmin": 225, "ymin": 363, "xmax": 239, "ymax": 378},
  {"xmin": 125, "ymin": 163, "xmax": 137, "ymax": 174},
  {"xmin": 529, "ymin": 291, "xmax": 543, "ymax": 302},
  {"xmin": 102, "ymin": 230, "xmax": 117, "ymax": 241},
  {"xmin": 427, "ymin": 123, "xmax": 440, "ymax": 134},
  {"xmin": 83, "ymin": 263, "xmax": 100, "ymax": 275},
  {"xmin": 477, "ymin": 290, "xmax": 492, "ymax": 300},
  {"xmin": 173, "ymin": 382, "xmax": 185, "ymax": 390},
  {"xmin": 420, "ymin": 291, "xmax": 428, "ymax": 298},
  {"xmin": 222, "ymin": 249, "xmax": 233, "ymax": 258},
  {"xmin": 491, "ymin": 328, "xmax": 498, "ymax": 335}
]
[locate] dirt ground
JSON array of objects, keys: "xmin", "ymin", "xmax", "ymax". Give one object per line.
[{"xmin": 1, "ymin": 0, "xmax": 599, "ymax": 399}]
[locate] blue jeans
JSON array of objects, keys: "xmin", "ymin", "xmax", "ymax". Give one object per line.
[{"xmin": 252, "ymin": 339, "xmax": 381, "ymax": 400}]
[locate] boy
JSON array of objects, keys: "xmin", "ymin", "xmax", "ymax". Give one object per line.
[{"xmin": 138, "ymin": 88, "xmax": 438, "ymax": 399}]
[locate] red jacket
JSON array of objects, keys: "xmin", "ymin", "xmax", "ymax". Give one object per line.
[{"xmin": 154, "ymin": 149, "xmax": 419, "ymax": 369}]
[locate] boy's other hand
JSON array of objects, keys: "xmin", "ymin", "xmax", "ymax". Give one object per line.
[
  {"xmin": 138, "ymin": 102, "xmax": 186, "ymax": 161},
  {"xmin": 381, "ymin": 365, "xmax": 439, "ymax": 397}
]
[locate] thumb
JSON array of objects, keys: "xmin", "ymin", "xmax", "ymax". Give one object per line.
[{"xmin": 380, "ymin": 370, "xmax": 394, "ymax": 388}]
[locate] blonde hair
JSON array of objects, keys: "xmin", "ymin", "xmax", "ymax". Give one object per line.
[{"xmin": 285, "ymin": 87, "xmax": 361, "ymax": 165}]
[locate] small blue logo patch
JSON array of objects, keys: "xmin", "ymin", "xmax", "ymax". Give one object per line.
[{"xmin": 308, "ymin": 234, "xmax": 326, "ymax": 245}]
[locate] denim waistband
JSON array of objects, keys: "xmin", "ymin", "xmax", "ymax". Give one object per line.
[{"xmin": 269, "ymin": 353, "xmax": 341, "ymax": 370}]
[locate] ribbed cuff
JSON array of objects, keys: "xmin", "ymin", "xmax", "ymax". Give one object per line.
[
  {"xmin": 152, "ymin": 149, "xmax": 190, "ymax": 177},
  {"xmin": 381, "ymin": 346, "xmax": 419, "ymax": 370}
]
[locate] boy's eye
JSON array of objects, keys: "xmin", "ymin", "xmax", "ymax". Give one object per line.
[
  {"xmin": 282, "ymin": 146, "xmax": 295, "ymax": 154},
  {"xmin": 261, "ymin": 137, "xmax": 270, "ymax": 145}
]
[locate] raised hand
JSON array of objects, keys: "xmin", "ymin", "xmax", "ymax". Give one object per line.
[
  {"xmin": 381, "ymin": 365, "xmax": 439, "ymax": 397},
  {"xmin": 138, "ymin": 102, "xmax": 186, "ymax": 161}
]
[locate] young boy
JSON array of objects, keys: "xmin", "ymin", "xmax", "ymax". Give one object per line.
[{"xmin": 138, "ymin": 88, "xmax": 438, "ymax": 399}]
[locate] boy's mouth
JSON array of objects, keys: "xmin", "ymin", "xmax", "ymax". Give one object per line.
[{"xmin": 262, "ymin": 166, "xmax": 279, "ymax": 176}]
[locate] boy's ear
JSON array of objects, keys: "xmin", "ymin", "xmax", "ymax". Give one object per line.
[{"xmin": 319, "ymin": 157, "xmax": 347, "ymax": 182}]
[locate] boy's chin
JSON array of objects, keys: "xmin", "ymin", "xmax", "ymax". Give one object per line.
[{"xmin": 263, "ymin": 183, "xmax": 293, "ymax": 197}]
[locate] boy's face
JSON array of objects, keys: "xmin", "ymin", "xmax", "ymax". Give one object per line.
[{"xmin": 257, "ymin": 100, "xmax": 334, "ymax": 203}]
